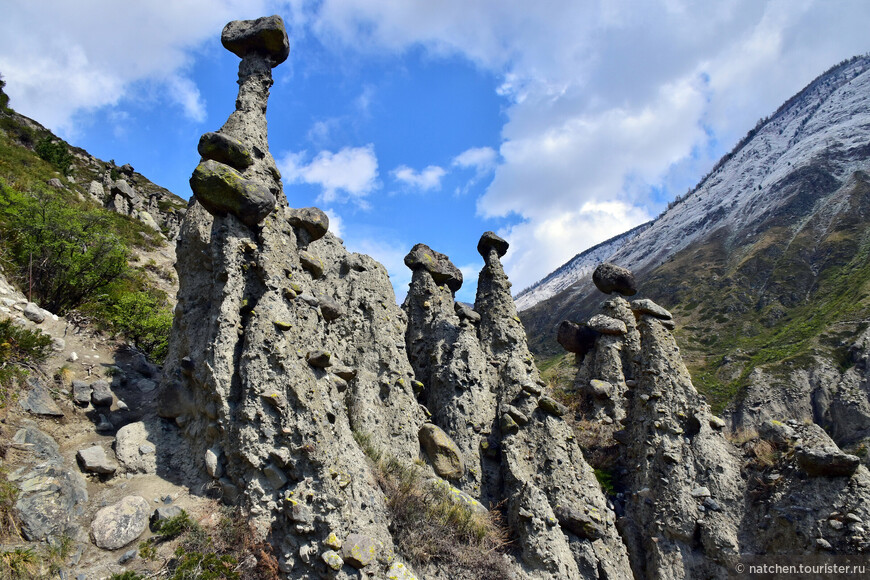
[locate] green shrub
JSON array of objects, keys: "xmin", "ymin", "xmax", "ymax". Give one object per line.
[
  {"xmin": 0, "ymin": 76, "xmax": 9, "ymax": 111},
  {"xmin": 169, "ymin": 547, "xmax": 240, "ymax": 580},
  {"xmin": 89, "ymin": 283, "xmax": 173, "ymax": 363},
  {"xmin": 34, "ymin": 137, "xmax": 72, "ymax": 175},
  {"xmin": 109, "ymin": 572, "xmax": 145, "ymax": 580},
  {"xmin": 0, "ymin": 184, "xmax": 128, "ymax": 313}
]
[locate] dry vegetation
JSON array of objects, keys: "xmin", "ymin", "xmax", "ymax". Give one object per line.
[{"xmin": 354, "ymin": 431, "xmax": 513, "ymax": 579}]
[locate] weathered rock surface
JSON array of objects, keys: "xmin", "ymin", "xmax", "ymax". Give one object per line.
[
  {"xmin": 560, "ymin": 282, "xmax": 870, "ymax": 578},
  {"xmin": 190, "ymin": 159, "xmax": 276, "ymax": 226},
  {"xmin": 90, "ymin": 495, "xmax": 151, "ymax": 550},
  {"xmin": 418, "ymin": 423, "xmax": 464, "ymax": 480},
  {"xmin": 19, "ymin": 378, "xmax": 63, "ymax": 417},
  {"xmin": 77, "ymin": 445, "xmax": 118, "ymax": 475},
  {"xmin": 10, "ymin": 423, "xmax": 88, "ymax": 541},
  {"xmin": 115, "ymin": 421, "xmax": 157, "ymax": 474}
]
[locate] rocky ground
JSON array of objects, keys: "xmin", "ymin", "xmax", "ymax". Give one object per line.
[{"xmin": 0, "ymin": 266, "xmax": 226, "ymax": 580}]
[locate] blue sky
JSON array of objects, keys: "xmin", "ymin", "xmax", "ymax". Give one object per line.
[{"xmin": 2, "ymin": 1, "xmax": 869, "ymax": 303}]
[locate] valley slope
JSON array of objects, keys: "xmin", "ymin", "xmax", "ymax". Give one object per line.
[{"xmin": 521, "ymin": 54, "xmax": 870, "ymax": 454}]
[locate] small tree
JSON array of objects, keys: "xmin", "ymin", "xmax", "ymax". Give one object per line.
[
  {"xmin": 0, "ymin": 74, "xmax": 9, "ymax": 110},
  {"xmin": 34, "ymin": 137, "xmax": 73, "ymax": 175}
]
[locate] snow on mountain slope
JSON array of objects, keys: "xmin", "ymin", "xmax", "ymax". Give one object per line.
[
  {"xmin": 610, "ymin": 55, "xmax": 870, "ymax": 274},
  {"xmin": 516, "ymin": 55, "xmax": 870, "ymax": 313},
  {"xmin": 514, "ymin": 222, "xmax": 650, "ymax": 311}
]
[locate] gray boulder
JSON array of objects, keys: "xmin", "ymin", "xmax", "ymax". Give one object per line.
[
  {"xmin": 76, "ymin": 445, "xmax": 118, "ymax": 475},
  {"xmin": 477, "ymin": 230, "xmax": 509, "ymax": 258},
  {"xmin": 10, "ymin": 424, "xmax": 88, "ymax": 541},
  {"xmin": 115, "ymin": 421, "xmax": 157, "ymax": 474},
  {"xmin": 557, "ymin": 320, "xmax": 598, "ymax": 356},
  {"xmin": 404, "ymin": 243, "xmax": 463, "ymax": 292},
  {"xmin": 90, "ymin": 380, "xmax": 113, "ymax": 407},
  {"xmin": 796, "ymin": 447, "xmax": 860, "ymax": 477},
  {"xmin": 72, "ymin": 380, "xmax": 92, "ymax": 406},
  {"xmin": 190, "ymin": 160, "xmax": 276, "ymax": 227},
  {"xmin": 22, "ymin": 302, "xmax": 45, "ymax": 323},
  {"xmin": 631, "ymin": 298, "xmax": 672, "ymax": 320},
  {"xmin": 287, "ymin": 207, "xmax": 329, "ymax": 243},
  {"xmin": 418, "ymin": 423, "xmax": 464, "ymax": 480},
  {"xmin": 587, "ymin": 313, "xmax": 627, "ymax": 335},
  {"xmin": 20, "ymin": 378, "xmax": 63, "ymax": 417},
  {"xmin": 592, "ymin": 263, "xmax": 637, "ymax": 296},
  {"xmin": 221, "ymin": 15, "xmax": 290, "ymax": 65},
  {"xmin": 299, "ymin": 250, "xmax": 324, "ymax": 278},
  {"xmin": 341, "ymin": 533, "xmax": 379, "ymax": 569},
  {"xmin": 197, "ymin": 131, "xmax": 253, "ymax": 170},
  {"xmin": 90, "ymin": 495, "xmax": 151, "ymax": 550},
  {"xmin": 318, "ymin": 296, "xmax": 344, "ymax": 321}
]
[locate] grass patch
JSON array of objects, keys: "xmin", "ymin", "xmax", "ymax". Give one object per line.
[
  {"xmin": 0, "ymin": 471, "xmax": 21, "ymax": 541},
  {"xmin": 136, "ymin": 507, "xmax": 279, "ymax": 580},
  {"xmin": 0, "ymin": 318, "xmax": 52, "ymax": 408},
  {"xmin": 354, "ymin": 431, "xmax": 512, "ymax": 578},
  {"xmin": 0, "ymin": 547, "xmax": 38, "ymax": 579}
]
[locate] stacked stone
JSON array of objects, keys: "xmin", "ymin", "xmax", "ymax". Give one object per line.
[{"xmin": 189, "ymin": 16, "xmax": 288, "ymax": 227}]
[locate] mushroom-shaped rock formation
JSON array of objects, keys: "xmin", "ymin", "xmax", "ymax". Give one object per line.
[
  {"xmin": 403, "ymin": 243, "xmax": 463, "ymax": 292},
  {"xmin": 221, "ymin": 15, "xmax": 290, "ymax": 65},
  {"xmin": 189, "ymin": 15, "xmax": 287, "ymax": 228},
  {"xmin": 477, "ymin": 230, "xmax": 509, "ymax": 258},
  {"xmin": 592, "ymin": 262, "xmax": 637, "ymax": 296}
]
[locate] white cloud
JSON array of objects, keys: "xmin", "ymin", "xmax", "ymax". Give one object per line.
[
  {"xmin": 503, "ymin": 201, "xmax": 653, "ymax": 293},
  {"xmin": 164, "ymin": 74, "xmax": 207, "ymax": 123},
  {"xmin": 280, "ymin": 145, "xmax": 379, "ymax": 205},
  {"xmin": 295, "ymin": 0, "xmax": 870, "ymax": 287},
  {"xmin": 452, "ymin": 146, "xmax": 497, "ymax": 172},
  {"xmin": 0, "ymin": 0, "xmax": 270, "ymax": 135},
  {"xmin": 455, "ymin": 261, "xmax": 484, "ymax": 304},
  {"xmin": 391, "ymin": 165, "xmax": 446, "ymax": 192},
  {"xmin": 323, "ymin": 208, "xmax": 344, "ymax": 238}
]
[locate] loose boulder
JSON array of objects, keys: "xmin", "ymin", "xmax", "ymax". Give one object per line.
[
  {"xmin": 418, "ymin": 423, "xmax": 464, "ymax": 480},
  {"xmin": 115, "ymin": 422, "xmax": 157, "ymax": 474},
  {"xmin": 477, "ymin": 230, "xmax": 509, "ymax": 258},
  {"xmin": 287, "ymin": 207, "xmax": 329, "ymax": 243},
  {"xmin": 631, "ymin": 298, "xmax": 672, "ymax": 320},
  {"xmin": 587, "ymin": 314, "xmax": 627, "ymax": 335},
  {"xmin": 341, "ymin": 533, "xmax": 379, "ymax": 569},
  {"xmin": 90, "ymin": 495, "xmax": 151, "ymax": 550},
  {"xmin": 592, "ymin": 263, "xmax": 637, "ymax": 296},
  {"xmin": 76, "ymin": 445, "xmax": 118, "ymax": 475},
  {"xmin": 557, "ymin": 320, "xmax": 599, "ymax": 356},
  {"xmin": 796, "ymin": 447, "xmax": 860, "ymax": 477}
]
